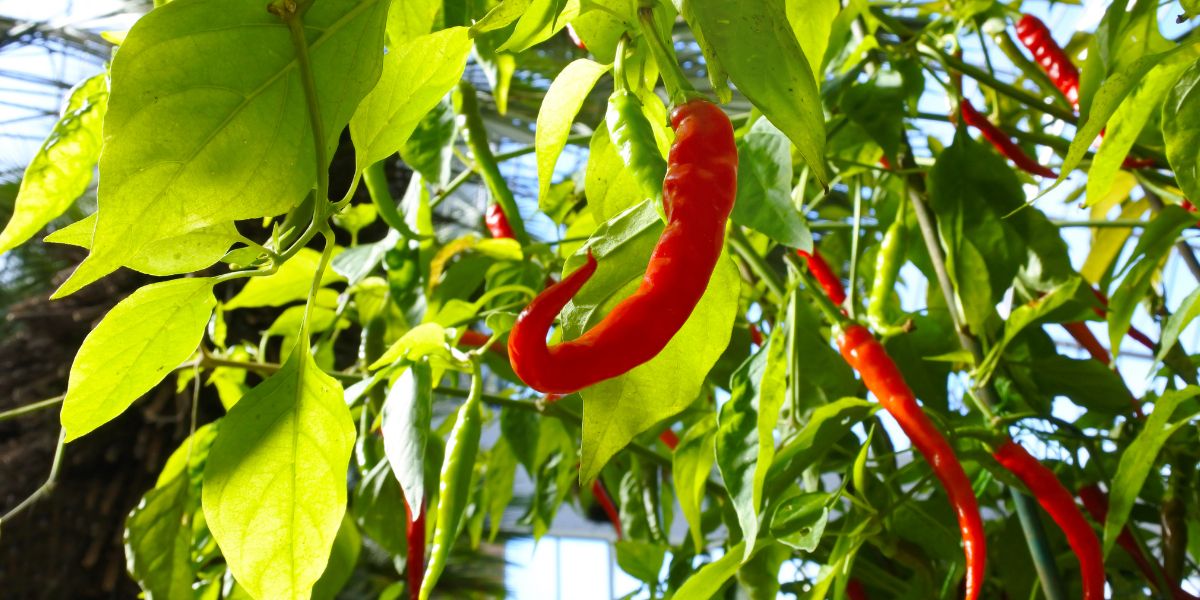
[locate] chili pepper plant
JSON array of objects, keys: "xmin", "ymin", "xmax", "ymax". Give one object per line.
[{"xmin": 1, "ymin": 0, "xmax": 1199, "ymax": 598}]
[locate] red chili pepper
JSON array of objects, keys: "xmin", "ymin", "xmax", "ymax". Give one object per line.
[
  {"xmin": 836, "ymin": 324, "xmax": 985, "ymax": 600},
  {"xmin": 485, "ymin": 203, "xmax": 516, "ymax": 239},
  {"xmin": 1015, "ymin": 15, "xmax": 1080, "ymax": 110},
  {"xmin": 1184, "ymin": 199, "xmax": 1197, "ymax": 213},
  {"xmin": 993, "ymin": 441, "xmax": 1105, "ymax": 600},
  {"xmin": 1061, "ymin": 321, "xmax": 1110, "ymax": 365},
  {"xmin": 878, "ymin": 156, "xmax": 893, "ymax": 170},
  {"xmin": 960, "ymin": 100, "xmax": 1058, "ymax": 179},
  {"xmin": 748, "ymin": 323, "xmax": 764, "ymax": 346},
  {"xmin": 1121, "ymin": 156, "xmax": 1158, "ymax": 170},
  {"xmin": 457, "ymin": 329, "xmax": 507, "ymax": 357},
  {"xmin": 796, "ymin": 249, "xmax": 847, "ymax": 305},
  {"xmin": 405, "ymin": 498, "xmax": 426, "ymax": 600},
  {"xmin": 659, "ymin": 428, "xmax": 679, "ymax": 451},
  {"xmin": 847, "ymin": 579, "xmax": 869, "ymax": 600},
  {"xmin": 565, "ymin": 23, "xmax": 587, "ymax": 51},
  {"xmin": 1075, "ymin": 484, "xmax": 1200, "ymax": 600},
  {"xmin": 508, "ymin": 99, "xmax": 737, "ymax": 393},
  {"xmin": 591, "ymin": 480, "xmax": 622, "ymax": 538}
]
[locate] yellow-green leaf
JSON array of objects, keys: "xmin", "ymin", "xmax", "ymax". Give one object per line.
[
  {"xmin": 46, "ymin": 213, "xmax": 239, "ymax": 276},
  {"xmin": 536, "ymin": 59, "xmax": 611, "ymax": 201},
  {"xmin": 225, "ymin": 248, "xmax": 345, "ymax": 310}
]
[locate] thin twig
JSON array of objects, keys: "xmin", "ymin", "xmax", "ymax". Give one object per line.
[
  {"xmin": 0, "ymin": 395, "xmax": 64, "ymax": 422},
  {"xmin": 1, "ymin": 428, "xmax": 66, "ymax": 525}
]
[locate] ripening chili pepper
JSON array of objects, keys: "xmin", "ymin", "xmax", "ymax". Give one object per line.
[
  {"xmin": 993, "ymin": 440, "xmax": 1105, "ymax": 600},
  {"xmin": 1015, "ymin": 15, "xmax": 1080, "ymax": 109},
  {"xmin": 836, "ymin": 324, "xmax": 985, "ymax": 600},
  {"xmin": 659, "ymin": 428, "xmax": 679, "ymax": 451},
  {"xmin": 485, "ymin": 203, "xmax": 515, "ymax": 239},
  {"xmin": 419, "ymin": 364, "xmax": 484, "ymax": 600},
  {"xmin": 867, "ymin": 206, "xmax": 910, "ymax": 337},
  {"xmin": 405, "ymin": 499, "xmax": 426, "ymax": 600},
  {"xmin": 508, "ymin": 99, "xmax": 737, "ymax": 393},
  {"xmin": 591, "ymin": 480, "xmax": 622, "ymax": 538},
  {"xmin": 960, "ymin": 100, "xmax": 1058, "ymax": 179},
  {"xmin": 748, "ymin": 323, "xmax": 764, "ymax": 346},
  {"xmin": 460, "ymin": 81, "xmax": 529, "ymax": 245},
  {"xmin": 797, "ymin": 249, "xmax": 847, "ymax": 305},
  {"xmin": 1061, "ymin": 321, "xmax": 1110, "ymax": 365},
  {"xmin": 1088, "ymin": 287, "xmax": 1158, "ymax": 353}
]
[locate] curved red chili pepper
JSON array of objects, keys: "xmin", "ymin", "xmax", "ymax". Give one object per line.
[
  {"xmin": 994, "ymin": 441, "xmax": 1105, "ymax": 600},
  {"xmin": 405, "ymin": 498, "xmax": 426, "ymax": 600},
  {"xmin": 591, "ymin": 480, "xmax": 622, "ymax": 538},
  {"xmin": 797, "ymin": 249, "xmax": 847, "ymax": 305},
  {"xmin": 960, "ymin": 100, "xmax": 1058, "ymax": 179},
  {"xmin": 508, "ymin": 100, "xmax": 737, "ymax": 393},
  {"xmin": 1016, "ymin": 15, "xmax": 1080, "ymax": 110},
  {"xmin": 485, "ymin": 203, "xmax": 516, "ymax": 239},
  {"xmin": 1077, "ymin": 484, "xmax": 1197, "ymax": 600},
  {"xmin": 836, "ymin": 324, "xmax": 985, "ymax": 600}
]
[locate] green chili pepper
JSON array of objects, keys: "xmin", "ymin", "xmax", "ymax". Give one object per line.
[
  {"xmin": 419, "ymin": 361, "xmax": 483, "ymax": 600},
  {"xmin": 606, "ymin": 36, "xmax": 667, "ymax": 206},
  {"xmin": 363, "ymin": 160, "xmax": 426, "ymax": 241},
  {"xmin": 458, "ymin": 80, "xmax": 529, "ymax": 245},
  {"xmin": 866, "ymin": 204, "xmax": 910, "ymax": 337}
]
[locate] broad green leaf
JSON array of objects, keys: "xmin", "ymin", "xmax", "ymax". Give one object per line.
[
  {"xmin": 765, "ymin": 398, "xmax": 875, "ymax": 498},
  {"xmin": 311, "ymin": 515, "xmax": 361, "ymax": 600},
  {"xmin": 786, "ymin": 0, "xmax": 838, "ymax": 82},
  {"xmin": 1030, "ymin": 355, "xmax": 1134, "ymax": 415},
  {"xmin": 563, "ymin": 201, "xmax": 739, "ymax": 484},
  {"xmin": 736, "ymin": 542, "xmax": 790, "ymax": 600},
  {"xmin": 528, "ymin": 417, "xmax": 576, "ymax": 539},
  {"xmin": 1053, "ymin": 45, "xmax": 1194, "ymax": 193},
  {"xmin": 124, "ymin": 472, "xmax": 194, "ymax": 600},
  {"xmin": 350, "ymin": 27, "xmax": 472, "ymax": 169},
  {"xmin": 1081, "ymin": 186, "xmax": 1143, "ymax": 283},
  {"xmin": 370, "ymin": 323, "xmax": 451, "ymax": 369},
  {"xmin": 470, "ymin": 0, "xmax": 534, "ymax": 35},
  {"xmin": 46, "ymin": 213, "xmax": 239, "ymax": 276},
  {"xmin": 332, "ymin": 230, "xmax": 400, "ymax": 286},
  {"xmin": 351, "ymin": 454, "xmax": 409, "ymax": 554},
  {"xmin": 55, "ymin": 0, "xmax": 389, "ymax": 298},
  {"xmin": 331, "ymin": 203, "xmax": 377, "ymax": 238},
  {"xmin": 499, "ymin": 0, "xmax": 580, "ymax": 53},
  {"xmin": 688, "ymin": 0, "xmax": 828, "ymax": 185},
  {"xmin": 62, "ymin": 278, "xmax": 216, "ymax": 441},
  {"xmin": 976, "ymin": 278, "xmax": 1083, "ymax": 382},
  {"xmin": 674, "ymin": 542, "xmax": 750, "ymax": 600},
  {"xmin": 732, "ymin": 118, "xmax": 811, "ymax": 250},
  {"xmin": 839, "ymin": 70, "xmax": 906, "ymax": 160},
  {"xmin": 500, "ymin": 404, "xmax": 541, "ymax": 474},
  {"xmin": 1103, "ymin": 387, "xmax": 1200, "ymax": 555},
  {"xmin": 536, "ymin": 59, "xmax": 611, "ymax": 200},
  {"xmin": 1087, "ymin": 60, "xmax": 1188, "ymax": 203},
  {"xmin": 674, "ymin": 414, "xmax": 717, "ymax": 552},
  {"xmin": 381, "ymin": 362, "xmax": 434, "ymax": 511},
  {"xmin": 715, "ymin": 329, "xmax": 787, "ymax": 559},
  {"xmin": 0, "ymin": 73, "xmax": 106, "ymax": 255},
  {"xmin": 1157, "ymin": 286, "xmax": 1200, "ymax": 365},
  {"xmin": 156, "ymin": 423, "xmax": 220, "ymax": 486},
  {"xmin": 1108, "ymin": 206, "xmax": 1194, "ymax": 353},
  {"xmin": 616, "ymin": 540, "xmax": 668, "ymax": 584},
  {"xmin": 202, "ymin": 340, "xmax": 355, "ymax": 600},
  {"xmin": 484, "ymin": 438, "xmax": 519, "ymax": 541},
  {"xmin": 385, "ymin": 0, "xmax": 439, "ymax": 45},
  {"xmin": 225, "ymin": 248, "xmax": 345, "ymax": 310},
  {"xmin": 1164, "ymin": 57, "xmax": 1200, "ymax": 202},
  {"xmin": 400, "ymin": 97, "xmax": 456, "ymax": 187},
  {"xmin": 583, "ymin": 125, "xmax": 644, "ymax": 222},
  {"xmin": 769, "ymin": 492, "xmax": 830, "ymax": 552}
]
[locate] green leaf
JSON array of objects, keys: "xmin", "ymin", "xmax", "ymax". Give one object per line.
[
  {"xmin": 1107, "ymin": 206, "xmax": 1194, "ymax": 353},
  {"xmin": 1157, "ymin": 286, "xmax": 1200, "ymax": 365},
  {"xmin": 1164, "ymin": 56, "xmax": 1200, "ymax": 202},
  {"xmin": 536, "ymin": 59, "xmax": 611, "ymax": 201},
  {"xmin": 688, "ymin": 0, "xmax": 828, "ymax": 186},
  {"xmin": 786, "ymin": 0, "xmax": 839, "ymax": 81},
  {"xmin": 470, "ymin": 0, "xmax": 534, "ymax": 35},
  {"xmin": 381, "ymin": 361, "xmax": 434, "ymax": 510},
  {"xmin": 615, "ymin": 540, "xmax": 667, "ymax": 584},
  {"xmin": 499, "ymin": 0, "xmax": 580, "ymax": 53},
  {"xmin": 1029, "ymin": 355, "xmax": 1134, "ymax": 415},
  {"xmin": 770, "ymin": 492, "xmax": 830, "ymax": 552},
  {"xmin": 400, "ymin": 98, "xmax": 456, "ymax": 187},
  {"xmin": 332, "ymin": 230, "xmax": 400, "ymax": 286},
  {"xmin": 225, "ymin": 248, "xmax": 346, "ymax": 310},
  {"xmin": 674, "ymin": 414, "xmax": 717, "ymax": 552},
  {"xmin": 350, "ymin": 27, "xmax": 472, "ymax": 169},
  {"xmin": 976, "ymin": 277, "xmax": 1083, "ymax": 382},
  {"xmin": 731, "ymin": 118, "xmax": 811, "ymax": 250},
  {"xmin": 674, "ymin": 542, "xmax": 751, "ymax": 600},
  {"xmin": 839, "ymin": 70, "xmax": 906, "ymax": 160},
  {"xmin": 61, "ymin": 278, "xmax": 215, "ymax": 441},
  {"xmin": 385, "ymin": 0, "xmax": 439, "ymax": 45},
  {"xmin": 1087, "ymin": 60, "xmax": 1189, "ymax": 203},
  {"xmin": 351, "ymin": 455, "xmax": 409, "ymax": 554},
  {"xmin": 1103, "ymin": 387, "xmax": 1200, "ymax": 555},
  {"xmin": 528, "ymin": 417, "xmax": 576, "ymax": 539},
  {"xmin": 45, "ymin": 213, "xmax": 240, "ymax": 276},
  {"xmin": 0, "ymin": 73, "xmax": 106, "ymax": 255},
  {"xmin": 500, "ymin": 404, "xmax": 541, "ymax": 474},
  {"xmin": 483, "ymin": 438, "xmax": 519, "ymax": 541},
  {"xmin": 202, "ymin": 339, "xmax": 355, "ymax": 600},
  {"xmin": 370, "ymin": 322, "xmax": 453, "ymax": 369},
  {"xmin": 562, "ymin": 201, "xmax": 740, "ymax": 484},
  {"xmin": 55, "ymin": 0, "xmax": 389, "ymax": 298},
  {"xmin": 124, "ymin": 472, "xmax": 194, "ymax": 600},
  {"xmin": 736, "ymin": 541, "xmax": 790, "ymax": 600},
  {"xmin": 311, "ymin": 515, "xmax": 361, "ymax": 600},
  {"xmin": 715, "ymin": 329, "xmax": 787, "ymax": 559},
  {"xmin": 583, "ymin": 124, "xmax": 644, "ymax": 222},
  {"xmin": 765, "ymin": 398, "xmax": 875, "ymax": 498}
]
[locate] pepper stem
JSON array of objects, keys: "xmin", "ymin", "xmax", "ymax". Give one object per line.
[{"xmin": 637, "ymin": 7, "xmax": 696, "ymax": 106}]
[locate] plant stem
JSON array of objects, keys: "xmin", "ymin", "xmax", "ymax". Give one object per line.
[
  {"xmin": 0, "ymin": 395, "xmax": 64, "ymax": 422},
  {"xmin": 728, "ymin": 227, "xmax": 786, "ymax": 301},
  {"xmin": 458, "ymin": 80, "xmax": 530, "ymax": 245},
  {"xmin": 637, "ymin": 6, "xmax": 694, "ymax": 105},
  {"xmin": 283, "ymin": 9, "xmax": 329, "ymax": 212},
  {"xmin": 1, "ymin": 428, "xmax": 66, "ymax": 524}
]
